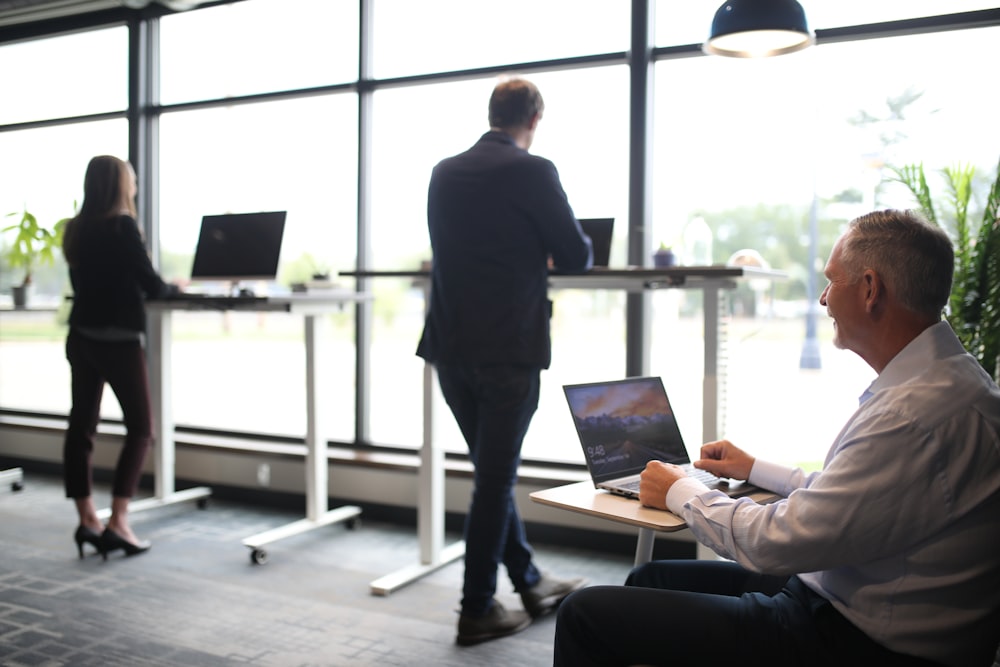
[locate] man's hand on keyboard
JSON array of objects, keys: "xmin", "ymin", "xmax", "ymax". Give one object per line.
[
  {"xmin": 695, "ymin": 439, "xmax": 755, "ymax": 482},
  {"xmin": 638, "ymin": 460, "xmax": 686, "ymax": 510}
]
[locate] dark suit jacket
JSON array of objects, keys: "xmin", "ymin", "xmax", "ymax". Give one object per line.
[
  {"xmin": 417, "ymin": 130, "xmax": 593, "ymax": 369},
  {"xmin": 67, "ymin": 214, "xmax": 176, "ymax": 334}
]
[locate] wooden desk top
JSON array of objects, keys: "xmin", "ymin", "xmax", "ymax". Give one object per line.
[{"xmin": 529, "ymin": 480, "xmax": 778, "ymax": 533}]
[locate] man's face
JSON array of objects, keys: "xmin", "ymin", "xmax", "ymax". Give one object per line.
[{"xmin": 820, "ymin": 233, "xmax": 865, "ymax": 352}]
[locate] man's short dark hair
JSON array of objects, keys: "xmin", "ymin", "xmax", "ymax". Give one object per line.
[{"xmin": 488, "ymin": 78, "xmax": 544, "ymax": 130}]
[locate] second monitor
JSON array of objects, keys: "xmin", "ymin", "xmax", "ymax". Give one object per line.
[{"xmin": 190, "ymin": 211, "xmax": 287, "ymax": 289}]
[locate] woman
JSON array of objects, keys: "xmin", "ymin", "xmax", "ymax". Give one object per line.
[{"xmin": 62, "ymin": 155, "xmax": 178, "ymax": 560}]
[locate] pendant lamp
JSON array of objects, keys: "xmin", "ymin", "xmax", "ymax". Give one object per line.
[{"xmin": 704, "ymin": 0, "xmax": 813, "ymax": 58}]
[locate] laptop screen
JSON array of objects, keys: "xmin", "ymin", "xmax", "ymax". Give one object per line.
[
  {"xmin": 578, "ymin": 218, "xmax": 614, "ymax": 267},
  {"xmin": 563, "ymin": 376, "xmax": 690, "ymax": 483},
  {"xmin": 190, "ymin": 211, "xmax": 287, "ymax": 283}
]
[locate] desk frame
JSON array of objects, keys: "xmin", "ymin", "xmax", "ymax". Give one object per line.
[
  {"xmin": 131, "ymin": 294, "xmax": 368, "ymax": 564},
  {"xmin": 346, "ymin": 266, "xmax": 784, "ymax": 592}
]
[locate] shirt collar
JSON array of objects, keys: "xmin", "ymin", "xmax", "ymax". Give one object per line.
[{"xmin": 862, "ymin": 321, "xmax": 965, "ymax": 401}]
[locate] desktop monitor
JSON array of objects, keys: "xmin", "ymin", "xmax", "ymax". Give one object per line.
[{"xmin": 190, "ymin": 211, "xmax": 287, "ymax": 284}]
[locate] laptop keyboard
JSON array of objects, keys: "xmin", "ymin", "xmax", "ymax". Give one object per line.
[
  {"xmin": 619, "ymin": 464, "xmax": 719, "ymax": 492},
  {"xmin": 683, "ymin": 464, "xmax": 721, "ymax": 486}
]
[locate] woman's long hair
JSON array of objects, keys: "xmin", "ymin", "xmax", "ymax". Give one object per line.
[{"xmin": 62, "ymin": 155, "xmax": 137, "ymax": 266}]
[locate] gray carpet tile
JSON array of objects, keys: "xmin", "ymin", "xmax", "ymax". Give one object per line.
[{"xmin": 0, "ymin": 473, "xmax": 635, "ymax": 666}]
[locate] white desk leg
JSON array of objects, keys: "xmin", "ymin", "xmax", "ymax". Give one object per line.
[
  {"xmin": 305, "ymin": 313, "xmax": 328, "ymax": 522},
  {"xmin": 97, "ymin": 307, "xmax": 211, "ymax": 520},
  {"xmin": 369, "ymin": 282, "xmax": 464, "ymax": 594},
  {"xmin": 151, "ymin": 308, "xmax": 174, "ymax": 499},
  {"xmin": 702, "ymin": 285, "xmax": 721, "ymax": 444},
  {"xmin": 634, "ymin": 528, "xmax": 655, "ymax": 566},
  {"xmin": 419, "ymin": 361, "xmax": 443, "ymax": 561},
  {"xmin": 369, "ymin": 360, "xmax": 464, "ymax": 596},
  {"xmin": 242, "ymin": 313, "xmax": 360, "ymax": 563},
  {"xmin": 697, "ymin": 285, "xmax": 727, "ymax": 562}
]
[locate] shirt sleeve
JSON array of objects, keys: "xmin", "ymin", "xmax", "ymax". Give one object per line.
[{"xmin": 120, "ymin": 217, "xmax": 176, "ymax": 298}]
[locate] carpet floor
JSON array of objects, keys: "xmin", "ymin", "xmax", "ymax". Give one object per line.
[{"xmin": 0, "ymin": 471, "xmax": 636, "ymax": 667}]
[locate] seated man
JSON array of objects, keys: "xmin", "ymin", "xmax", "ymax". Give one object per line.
[{"xmin": 554, "ymin": 209, "xmax": 1000, "ymax": 667}]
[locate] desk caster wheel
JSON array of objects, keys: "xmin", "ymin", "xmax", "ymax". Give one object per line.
[
  {"xmin": 346, "ymin": 517, "xmax": 360, "ymax": 530},
  {"xmin": 12, "ymin": 481, "xmax": 24, "ymax": 492},
  {"xmin": 250, "ymin": 548, "xmax": 268, "ymax": 565},
  {"xmin": 197, "ymin": 497, "xmax": 209, "ymax": 510}
]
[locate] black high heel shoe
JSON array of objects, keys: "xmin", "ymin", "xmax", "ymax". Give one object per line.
[
  {"xmin": 74, "ymin": 525, "xmax": 103, "ymax": 559},
  {"xmin": 99, "ymin": 528, "xmax": 151, "ymax": 560}
]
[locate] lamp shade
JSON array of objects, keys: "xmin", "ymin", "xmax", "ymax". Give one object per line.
[{"xmin": 704, "ymin": 0, "xmax": 813, "ymax": 58}]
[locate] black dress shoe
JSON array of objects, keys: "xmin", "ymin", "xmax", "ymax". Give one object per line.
[
  {"xmin": 99, "ymin": 528, "xmax": 151, "ymax": 560},
  {"xmin": 456, "ymin": 599, "xmax": 532, "ymax": 646},
  {"xmin": 521, "ymin": 573, "xmax": 588, "ymax": 617},
  {"xmin": 74, "ymin": 525, "xmax": 103, "ymax": 559}
]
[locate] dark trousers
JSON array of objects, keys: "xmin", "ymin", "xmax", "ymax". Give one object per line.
[
  {"xmin": 63, "ymin": 330, "xmax": 153, "ymax": 499},
  {"xmin": 554, "ymin": 560, "xmax": 945, "ymax": 667},
  {"xmin": 435, "ymin": 363, "xmax": 543, "ymax": 616}
]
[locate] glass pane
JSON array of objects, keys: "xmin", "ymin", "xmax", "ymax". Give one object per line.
[
  {"xmin": 651, "ymin": 26, "xmax": 999, "ymax": 467},
  {"xmin": 160, "ymin": 0, "xmax": 359, "ymax": 104},
  {"xmin": 655, "ymin": 0, "xmax": 1000, "ymax": 47},
  {"xmin": 157, "ymin": 95, "xmax": 359, "ymax": 440},
  {"xmin": 367, "ymin": 67, "xmax": 630, "ymax": 461},
  {"xmin": 0, "ymin": 120, "xmax": 127, "ymax": 416},
  {"xmin": 0, "ymin": 27, "xmax": 127, "ymax": 125},
  {"xmin": 373, "ymin": 0, "xmax": 628, "ymax": 78}
]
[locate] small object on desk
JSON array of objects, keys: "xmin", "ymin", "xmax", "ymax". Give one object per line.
[
  {"xmin": 291, "ymin": 280, "xmax": 344, "ymax": 293},
  {"xmin": 653, "ymin": 244, "xmax": 677, "ymax": 267}
]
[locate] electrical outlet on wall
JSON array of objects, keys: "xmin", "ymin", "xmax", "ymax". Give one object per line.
[{"xmin": 256, "ymin": 463, "xmax": 271, "ymax": 488}]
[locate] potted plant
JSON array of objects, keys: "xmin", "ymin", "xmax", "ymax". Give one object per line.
[
  {"xmin": 2, "ymin": 206, "xmax": 68, "ymax": 309},
  {"xmin": 889, "ymin": 156, "xmax": 1000, "ymax": 382}
]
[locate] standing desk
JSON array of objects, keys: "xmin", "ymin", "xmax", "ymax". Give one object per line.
[
  {"xmin": 344, "ymin": 266, "xmax": 785, "ymax": 593},
  {"xmin": 130, "ymin": 292, "xmax": 370, "ymax": 564}
]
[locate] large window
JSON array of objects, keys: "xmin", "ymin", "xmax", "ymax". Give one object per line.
[
  {"xmin": 367, "ymin": 67, "xmax": 630, "ymax": 458},
  {"xmin": 0, "ymin": 27, "xmax": 127, "ymax": 125},
  {"xmin": 372, "ymin": 0, "xmax": 628, "ymax": 78},
  {"xmin": 2, "ymin": 1, "xmax": 997, "ymax": 469},
  {"xmin": 0, "ymin": 25, "xmax": 128, "ymax": 414},
  {"xmin": 650, "ymin": 22, "xmax": 1000, "ymax": 466},
  {"xmin": 159, "ymin": 0, "xmax": 358, "ymax": 104}
]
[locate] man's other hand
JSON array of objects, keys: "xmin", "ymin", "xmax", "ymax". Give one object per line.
[{"xmin": 638, "ymin": 460, "xmax": 686, "ymax": 510}]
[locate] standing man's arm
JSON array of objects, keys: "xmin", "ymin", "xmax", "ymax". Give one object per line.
[{"xmin": 524, "ymin": 159, "xmax": 592, "ymax": 273}]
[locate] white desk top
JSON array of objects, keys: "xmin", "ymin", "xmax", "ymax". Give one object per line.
[
  {"xmin": 146, "ymin": 291, "xmax": 370, "ymax": 314},
  {"xmin": 530, "ymin": 480, "xmax": 778, "ymax": 533}
]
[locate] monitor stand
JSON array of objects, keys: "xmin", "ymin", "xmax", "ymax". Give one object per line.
[{"xmin": 227, "ymin": 281, "xmax": 257, "ymax": 298}]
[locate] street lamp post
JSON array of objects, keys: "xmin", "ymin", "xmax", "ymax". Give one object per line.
[{"xmin": 800, "ymin": 192, "xmax": 822, "ymax": 369}]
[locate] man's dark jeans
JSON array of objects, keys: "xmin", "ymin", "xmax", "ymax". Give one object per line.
[{"xmin": 435, "ymin": 362, "xmax": 543, "ymax": 616}]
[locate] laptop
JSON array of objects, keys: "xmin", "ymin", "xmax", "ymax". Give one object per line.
[
  {"xmin": 579, "ymin": 218, "xmax": 614, "ymax": 267},
  {"xmin": 563, "ymin": 376, "xmax": 757, "ymax": 499}
]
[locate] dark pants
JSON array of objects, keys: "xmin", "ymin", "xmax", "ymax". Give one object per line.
[
  {"xmin": 554, "ymin": 560, "xmax": 945, "ymax": 667},
  {"xmin": 435, "ymin": 363, "xmax": 543, "ymax": 616},
  {"xmin": 63, "ymin": 330, "xmax": 153, "ymax": 499}
]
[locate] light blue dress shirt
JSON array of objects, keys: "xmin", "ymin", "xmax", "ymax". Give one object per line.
[{"xmin": 666, "ymin": 321, "xmax": 1000, "ymax": 667}]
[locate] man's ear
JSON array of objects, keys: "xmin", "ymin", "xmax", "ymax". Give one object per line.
[
  {"xmin": 528, "ymin": 113, "xmax": 541, "ymax": 131},
  {"xmin": 863, "ymin": 269, "xmax": 882, "ymax": 313}
]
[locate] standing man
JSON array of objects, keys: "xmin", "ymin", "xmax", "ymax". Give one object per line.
[
  {"xmin": 554, "ymin": 209, "xmax": 1000, "ymax": 666},
  {"xmin": 417, "ymin": 77, "xmax": 593, "ymax": 646}
]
